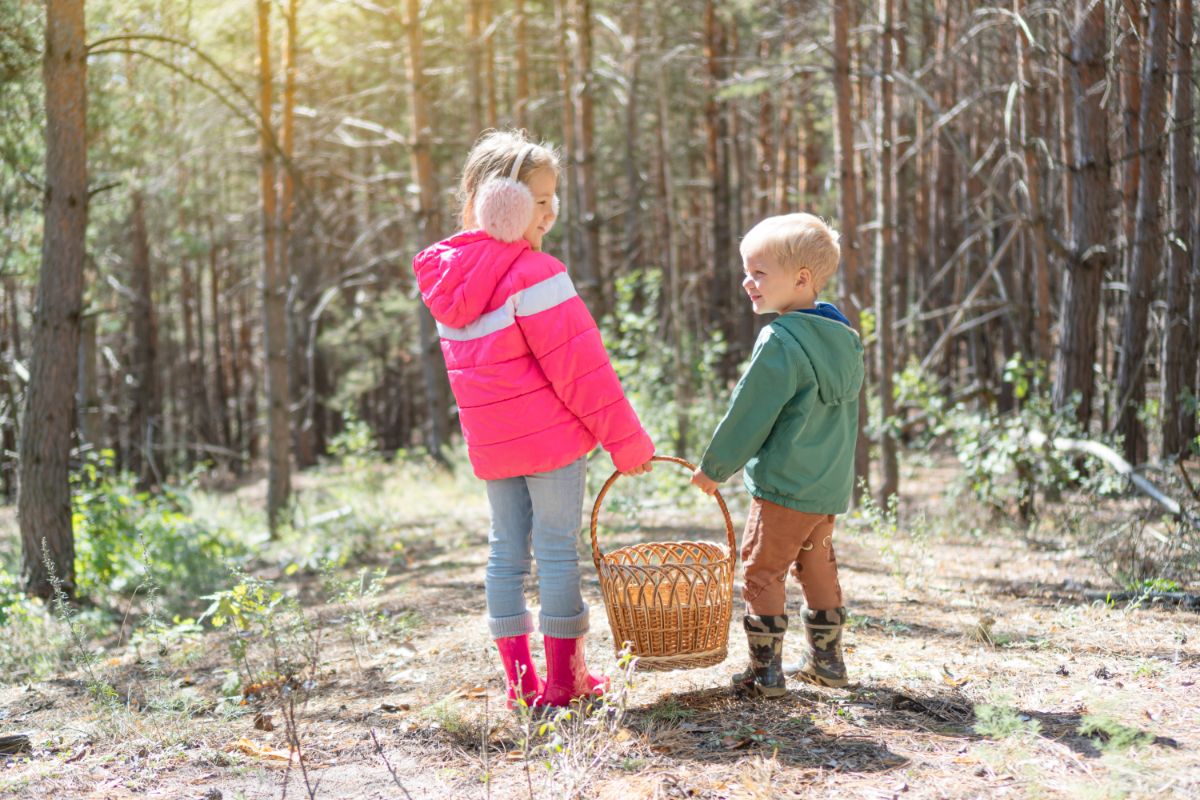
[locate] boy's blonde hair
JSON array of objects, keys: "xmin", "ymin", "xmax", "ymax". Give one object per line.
[
  {"xmin": 740, "ymin": 213, "xmax": 841, "ymax": 290},
  {"xmin": 458, "ymin": 129, "xmax": 560, "ymax": 228}
]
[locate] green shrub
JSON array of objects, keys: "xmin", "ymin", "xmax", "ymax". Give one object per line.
[
  {"xmin": 71, "ymin": 450, "xmax": 246, "ymax": 607},
  {"xmin": 949, "ymin": 356, "xmax": 1095, "ymax": 521}
]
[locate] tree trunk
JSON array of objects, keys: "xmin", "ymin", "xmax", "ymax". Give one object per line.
[
  {"xmin": 621, "ymin": 0, "xmax": 643, "ymax": 275},
  {"xmin": 19, "ymin": 0, "xmax": 86, "ymax": 600},
  {"xmin": 404, "ymin": 0, "xmax": 449, "ymax": 465},
  {"xmin": 257, "ymin": 0, "xmax": 292, "ymax": 531},
  {"xmin": 76, "ymin": 297, "xmax": 101, "ymax": 451},
  {"xmin": 555, "ymin": 0, "xmax": 583, "ymax": 286},
  {"xmin": 483, "ymin": 0, "xmax": 497, "ymax": 129},
  {"xmin": 574, "ymin": 0, "xmax": 603, "ymax": 315},
  {"xmin": 833, "ymin": 0, "xmax": 870, "ymax": 502},
  {"xmin": 467, "ymin": 0, "xmax": 483, "ymax": 136},
  {"xmin": 875, "ymin": 0, "xmax": 899, "ymax": 504},
  {"xmin": 1118, "ymin": 0, "xmax": 1143, "ymax": 293},
  {"xmin": 127, "ymin": 191, "xmax": 160, "ymax": 489},
  {"xmin": 0, "ymin": 279, "xmax": 17, "ymax": 502},
  {"xmin": 1016, "ymin": 0, "xmax": 1052, "ymax": 364},
  {"xmin": 1115, "ymin": 0, "xmax": 1170, "ymax": 465},
  {"xmin": 514, "ymin": 0, "xmax": 529, "ymax": 129},
  {"xmin": 704, "ymin": 0, "xmax": 734, "ymax": 368},
  {"xmin": 207, "ymin": 216, "xmax": 233, "ymax": 467},
  {"xmin": 1163, "ymin": 0, "xmax": 1195, "ymax": 457},
  {"xmin": 1053, "ymin": 0, "xmax": 1111, "ymax": 433},
  {"xmin": 755, "ymin": 36, "xmax": 773, "ymax": 220},
  {"xmin": 280, "ymin": 0, "xmax": 314, "ymax": 469},
  {"xmin": 652, "ymin": 5, "xmax": 689, "ymax": 455}
]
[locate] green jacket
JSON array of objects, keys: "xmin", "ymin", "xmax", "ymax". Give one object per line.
[{"xmin": 699, "ymin": 310, "xmax": 865, "ymax": 514}]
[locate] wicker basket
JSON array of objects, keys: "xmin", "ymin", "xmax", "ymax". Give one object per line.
[{"xmin": 590, "ymin": 456, "xmax": 736, "ymax": 671}]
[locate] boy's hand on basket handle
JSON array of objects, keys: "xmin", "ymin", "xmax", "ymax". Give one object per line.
[
  {"xmin": 690, "ymin": 468, "xmax": 720, "ymax": 496},
  {"xmin": 621, "ymin": 458, "xmax": 654, "ymax": 476}
]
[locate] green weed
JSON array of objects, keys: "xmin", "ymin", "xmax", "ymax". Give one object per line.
[{"xmin": 973, "ymin": 702, "xmax": 1042, "ymax": 740}]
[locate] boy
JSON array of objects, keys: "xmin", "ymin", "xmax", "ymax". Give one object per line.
[{"xmin": 691, "ymin": 213, "xmax": 864, "ymax": 698}]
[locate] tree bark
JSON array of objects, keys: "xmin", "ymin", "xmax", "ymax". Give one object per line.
[
  {"xmin": 467, "ymin": 0, "xmax": 483, "ymax": 136},
  {"xmin": 1163, "ymin": 0, "xmax": 1195, "ymax": 457},
  {"xmin": 704, "ymin": 0, "xmax": 734, "ymax": 368},
  {"xmin": 621, "ymin": 0, "xmax": 643, "ymax": 275},
  {"xmin": 1016, "ymin": 0, "xmax": 1052, "ymax": 364},
  {"xmin": 875, "ymin": 0, "xmax": 899, "ymax": 504},
  {"xmin": 404, "ymin": 0, "xmax": 449, "ymax": 465},
  {"xmin": 1053, "ymin": 0, "xmax": 1111, "ymax": 433},
  {"xmin": 257, "ymin": 0, "xmax": 292, "ymax": 531},
  {"xmin": 555, "ymin": 0, "xmax": 583, "ymax": 286},
  {"xmin": 76, "ymin": 295, "xmax": 100, "ymax": 451},
  {"xmin": 0, "ymin": 278, "xmax": 17, "ymax": 502},
  {"xmin": 574, "ymin": 0, "xmax": 603, "ymax": 315},
  {"xmin": 19, "ymin": 0, "xmax": 87, "ymax": 600},
  {"xmin": 514, "ymin": 0, "xmax": 529, "ymax": 129},
  {"xmin": 1115, "ymin": 0, "xmax": 1170, "ymax": 465},
  {"xmin": 652, "ymin": 5, "xmax": 689, "ymax": 456},
  {"xmin": 483, "ymin": 0, "xmax": 497, "ymax": 129},
  {"xmin": 833, "ymin": 0, "xmax": 870, "ymax": 502},
  {"xmin": 127, "ymin": 191, "xmax": 160, "ymax": 490}
]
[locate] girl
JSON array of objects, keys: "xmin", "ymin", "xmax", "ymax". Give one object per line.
[{"xmin": 412, "ymin": 130, "xmax": 655, "ymax": 708}]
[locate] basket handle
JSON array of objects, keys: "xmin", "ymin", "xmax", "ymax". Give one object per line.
[{"xmin": 590, "ymin": 455, "xmax": 737, "ymax": 567}]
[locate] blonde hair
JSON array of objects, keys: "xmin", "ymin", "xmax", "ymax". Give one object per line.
[
  {"xmin": 458, "ymin": 129, "xmax": 560, "ymax": 228},
  {"xmin": 740, "ymin": 213, "xmax": 841, "ymax": 290}
]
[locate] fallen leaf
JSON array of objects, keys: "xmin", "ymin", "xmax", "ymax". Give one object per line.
[
  {"xmin": 942, "ymin": 665, "xmax": 972, "ymax": 687},
  {"xmin": 230, "ymin": 738, "xmax": 298, "ymax": 763},
  {"xmin": 378, "ymin": 702, "xmax": 410, "ymax": 713},
  {"xmin": 253, "ymin": 712, "xmax": 275, "ymax": 732}
]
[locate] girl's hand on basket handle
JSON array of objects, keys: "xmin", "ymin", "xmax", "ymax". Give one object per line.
[
  {"xmin": 621, "ymin": 458, "xmax": 654, "ymax": 476},
  {"xmin": 690, "ymin": 469, "xmax": 719, "ymax": 496}
]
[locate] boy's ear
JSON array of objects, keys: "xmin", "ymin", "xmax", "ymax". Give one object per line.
[{"xmin": 794, "ymin": 268, "xmax": 813, "ymax": 288}]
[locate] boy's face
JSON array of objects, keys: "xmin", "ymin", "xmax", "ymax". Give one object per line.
[
  {"xmin": 741, "ymin": 250, "xmax": 816, "ymax": 315},
  {"xmin": 521, "ymin": 168, "xmax": 559, "ymax": 251}
]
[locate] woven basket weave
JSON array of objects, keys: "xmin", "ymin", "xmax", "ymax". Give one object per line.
[{"xmin": 590, "ymin": 456, "xmax": 736, "ymax": 671}]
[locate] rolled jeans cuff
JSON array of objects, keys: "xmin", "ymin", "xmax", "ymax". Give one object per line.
[
  {"xmin": 539, "ymin": 607, "xmax": 589, "ymax": 639},
  {"xmin": 489, "ymin": 611, "xmax": 534, "ymax": 640}
]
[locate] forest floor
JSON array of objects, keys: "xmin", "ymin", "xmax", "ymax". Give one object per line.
[{"xmin": 0, "ymin": 455, "xmax": 1198, "ymax": 799}]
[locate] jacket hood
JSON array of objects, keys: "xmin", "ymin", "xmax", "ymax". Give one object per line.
[
  {"xmin": 412, "ymin": 230, "xmax": 531, "ymax": 328},
  {"xmin": 774, "ymin": 305, "xmax": 864, "ymax": 406}
]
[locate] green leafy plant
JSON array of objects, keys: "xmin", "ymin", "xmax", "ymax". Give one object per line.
[
  {"xmin": 319, "ymin": 558, "xmax": 389, "ymax": 669},
  {"xmin": 951, "ymin": 355, "xmax": 1092, "ymax": 522},
  {"xmin": 973, "ymin": 702, "xmax": 1042, "ymax": 740},
  {"xmin": 71, "ymin": 450, "xmax": 245, "ymax": 606},
  {"xmin": 1078, "ymin": 714, "xmax": 1154, "ymax": 751}
]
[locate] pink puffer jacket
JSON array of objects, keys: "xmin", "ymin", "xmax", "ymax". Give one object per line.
[{"xmin": 413, "ymin": 229, "xmax": 654, "ymax": 480}]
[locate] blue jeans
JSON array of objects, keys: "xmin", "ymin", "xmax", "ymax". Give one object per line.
[{"xmin": 485, "ymin": 456, "xmax": 590, "ymax": 639}]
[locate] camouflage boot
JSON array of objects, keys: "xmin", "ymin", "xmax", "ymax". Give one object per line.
[
  {"xmin": 789, "ymin": 607, "xmax": 848, "ymax": 688},
  {"xmin": 731, "ymin": 614, "xmax": 788, "ymax": 699}
]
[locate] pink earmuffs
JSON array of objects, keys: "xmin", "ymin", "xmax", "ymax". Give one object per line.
[{"xmin": 475, "ymin": 144, "xmax": 559, "ymax": 243}]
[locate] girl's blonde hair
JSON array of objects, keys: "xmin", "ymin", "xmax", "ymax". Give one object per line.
[{"xmin": 458, "ymin": 129, "xmax": 560, "ymax": 228}]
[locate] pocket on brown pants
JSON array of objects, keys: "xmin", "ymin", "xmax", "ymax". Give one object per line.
[{"xmin": 741, "ymin": 499, "xmax": 834, "ymax": 616}]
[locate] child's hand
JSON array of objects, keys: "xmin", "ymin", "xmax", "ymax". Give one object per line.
[
  {"xmin": 621, "ymin": 458, "xmax": 654, "ymax": 476},
  {"xmin": 690, "ymin": 469, "xmax": 719, "ymax": 495}
]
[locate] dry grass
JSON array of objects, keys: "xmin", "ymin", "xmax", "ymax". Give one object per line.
[{"xmin": 0, "ymin": 454, "xmax": 1197, "ymax": 799}]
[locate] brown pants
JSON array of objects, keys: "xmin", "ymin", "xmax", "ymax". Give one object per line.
[{"xmin": 740, "ymin": 498, "xmax": 843, "ymax": 617}]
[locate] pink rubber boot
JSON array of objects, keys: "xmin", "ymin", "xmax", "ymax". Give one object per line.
[
  {"xmin": 495, "ymin": 634, "xmax": 544, "ymax": 709},
  {"xmin": 539, "ymin": 635, "xmax": 608, "ymax": 707}
]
